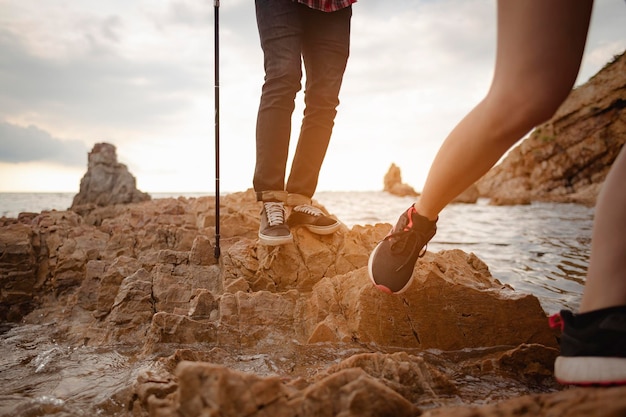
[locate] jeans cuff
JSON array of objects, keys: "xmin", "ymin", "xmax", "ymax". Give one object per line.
[
  {"xmin": 257, "ymin": 190, "xmax": 288, "ymax": 202},
  {"xmin": 286, "ymin": 193, "xmax": 312, "ymax": 206}
]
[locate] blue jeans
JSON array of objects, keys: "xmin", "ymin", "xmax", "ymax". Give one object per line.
[{"xmin": 253, "ymin": 0, "xmax": 351, "ymax": 202}]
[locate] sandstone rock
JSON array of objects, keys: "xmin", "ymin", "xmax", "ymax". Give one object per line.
[
  {"xmin": 382, "ymin": 163, "xmax": 479, "ymax": 203},
  {"xmin": 305, "ymin": 250, "xmax": 555, "ymax": 350},
  {"xmin": 422, "ymin": 386, "xmax": 626, "ymax": 417},
  {"xmin": 0, "ymin": 223, "xmax": 37, "ymax": 321},
  {"xmin": 153, "ymin": 360, "xmax": 421, "ymax": 417},
  {"xmin": 71, "ymin": 142, "xmax": 151, "ymax": 210}
]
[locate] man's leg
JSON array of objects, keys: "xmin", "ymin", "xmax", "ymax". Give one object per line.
[
  {"xmin": 282, "ymin": 5, "xmax": 351, "ymax": 236},
  {"xmin": 253, "ymin": 0, "xmax": 303, "ymax": 245},
  {"xmin": 253, "ymin": 0, "xmax": 303, "ymax": 201},
  {"xmin": 285, "ymin": 5, "xmax": 351, "ymax": 198}
]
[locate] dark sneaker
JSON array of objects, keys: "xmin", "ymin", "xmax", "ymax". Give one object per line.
[
  {"xmin": 286, "ymin": 204, "xmax": 340, "ymax": 235},
  {"xmin": 368, "ymin": 205, "xmax": 437, "ymax": 294},
  {"xmin": 259, "ymin": 201, "xmax": 293, "ymax": 246},
  {"xmin": 549, "ymin": 306, "xmax": 626, "ymax": 386}
]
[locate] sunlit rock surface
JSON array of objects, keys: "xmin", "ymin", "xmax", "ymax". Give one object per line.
[{"xmin": 2, "ymin": 190, "xmax": 626, "ymax": 416}]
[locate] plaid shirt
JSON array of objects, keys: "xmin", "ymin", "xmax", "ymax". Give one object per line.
[{"xmin": 297, "ymin": 0, "xmax": 356, "ymax": 12}]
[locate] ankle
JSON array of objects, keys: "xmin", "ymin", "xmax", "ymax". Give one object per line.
[{"xmin": 413, "ymin": 202, "xmax": 438, "ymax": 222}]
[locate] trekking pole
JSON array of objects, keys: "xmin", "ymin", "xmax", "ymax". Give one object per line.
[{"xmin": 213, "ymin": 0, "xmax": 221, "ymax": 259}]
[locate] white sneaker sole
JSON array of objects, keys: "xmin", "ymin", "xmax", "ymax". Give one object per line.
[
  {"xmin": 258, "ymin": 232, "xmax": 293, "ymax": 246},
  {"xmin": 554, "ymin": 356, "xmax": 626, "ymax": 385},
  {"xmin": 304, "ymin": 222, "xmax": 340, "ymax": 235}
]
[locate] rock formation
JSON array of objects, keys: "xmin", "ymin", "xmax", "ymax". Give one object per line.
[
  {"xmin": 476, "ymin": 50, "xmax": 626, "ymax": 206},
  {"xmin": 2, "ymin": 191, "xmax": 626, "ymax": 416},
  {"xmin": 71, "ymin": 142, "xmax": 151, "ymax": 210},
  {"xmin": 383, "ymin": 163, "xmax": 478, "ymax": 203},
  {"xmin": 383, "ymin": 163, "xmax": 418, "ymax": 197}
]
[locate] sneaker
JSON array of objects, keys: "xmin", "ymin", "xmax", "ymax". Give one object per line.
[
  {"xmin": 368, "ymin": 205, "xmax": 437, "ymax": 294},
  {"xmin": 549, "ymin": 306, "xmax": 626, "ymax": 386},
  {"xmin": 286, "ymin": 204, "xmax": 340, "ymax": 235},
  {"xmin": 259, "ymin": 201, "xmax": 293, "ymax": 246}
]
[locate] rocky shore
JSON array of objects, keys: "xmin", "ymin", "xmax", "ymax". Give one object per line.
[{"xmin": 1, "ymin": 185, "xmax": 626, "ymax": 416}]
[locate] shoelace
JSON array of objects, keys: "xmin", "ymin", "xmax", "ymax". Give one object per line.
[
  {"xmin": 294, "ymin": 204, "xmax": 324, "ymax": 217},
  {"xmin": 264, "ymin": 202, "xmax": 286, "ymax": 227}
]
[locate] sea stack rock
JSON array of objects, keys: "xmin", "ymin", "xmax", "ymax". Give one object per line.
[
  {"xmin": 71, "ymin": 142, "xmax": 151, "ymax": 210},
  {"xmin": 383, "ymin": 163, "xmax": 418, "ymax": 197}
]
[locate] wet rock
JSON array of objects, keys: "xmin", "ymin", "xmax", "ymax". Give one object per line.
[
  {"xmin": 151, "ymin": 360, "xmax": 421, "ymax": 417},
  {"xmin": 422, "ymin": 385, "xmax": 626, "ymax": 417}
]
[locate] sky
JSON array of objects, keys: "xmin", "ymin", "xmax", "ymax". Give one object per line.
[{"xmin": 1, "ymin": 0, "xmax": 625, "ymax": 194}]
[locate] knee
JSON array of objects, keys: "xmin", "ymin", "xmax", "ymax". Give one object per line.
[
  {"xmin": 264, "ymin": 58, "xmax": 302, "ymax": 95},
  {"xmin": 521, "ymin": 91, "xmax": 569, "ymax": 127},
  {"xmin": 488, "ymin": 86, "xmax": 570, "ymax": 132}
]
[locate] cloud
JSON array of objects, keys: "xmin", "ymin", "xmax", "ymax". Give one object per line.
[
  {"xmin": 0, "ymin": 0, "xmax": 624, "ymax": 193},
  {"xmin": 0, "ymin": 3, "xmax": 214, "ymax": 135},
  {"xmin": 0, "ymin": 121, "xmax": 88, "ymax": 166}
]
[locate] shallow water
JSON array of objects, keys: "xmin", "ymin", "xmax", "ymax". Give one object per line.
[
  {"xmin": 0, "ymin": 323, "xmax": 142, "ymax": 416},
  {"xmin": 0, "ymin": 323, "xmax": 558, "ymax": 416}
]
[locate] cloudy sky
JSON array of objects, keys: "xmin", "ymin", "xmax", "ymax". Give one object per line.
[{"xmin": 1, "ymin": 0, "xmax": 624, "ymax": 193}]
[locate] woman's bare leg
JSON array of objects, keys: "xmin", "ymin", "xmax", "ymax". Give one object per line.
[
  {"xmin": 580, "ymin": 146, "xmax": 626, "ymax": 312},
  {"xmin": 415, "ymin": 0, "xmax": 593, "ymax": 221}
]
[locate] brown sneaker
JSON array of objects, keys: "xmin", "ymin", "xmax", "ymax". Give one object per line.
[
  {"xmin": 287, "ymin": 204, "xmax": 340, "ymax": 235},
  {"xmin": 259, "ymin": 201, "xmax": 293, "ymax": 246}
]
